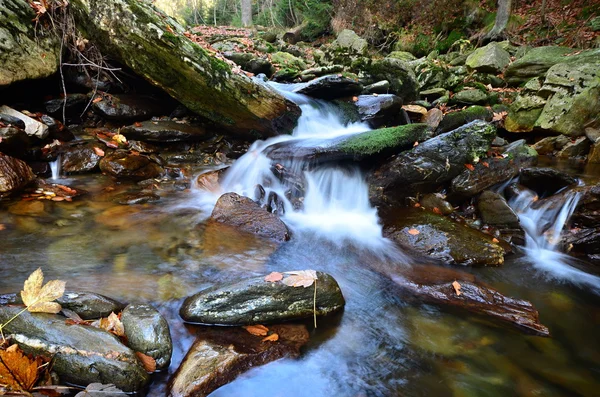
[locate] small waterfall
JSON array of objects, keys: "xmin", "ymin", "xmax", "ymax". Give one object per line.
[
  {"xmin": 510, "ymin": 189, "xmax": 600, "ymax": 289},
  {"xmin": 50, "ymin": 154, "xmax": 62, "ymax": 180}
]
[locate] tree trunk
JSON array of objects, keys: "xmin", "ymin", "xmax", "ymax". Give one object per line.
[
  {"xmin": 241, "ymin": 0, "xmax": 252, "ymax": 27},
  {"xmin": 485, "ymin": 0, "xmax": 512, "ymax": 41}
]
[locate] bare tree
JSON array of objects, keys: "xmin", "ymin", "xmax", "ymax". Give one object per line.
[
  {"xmin": 485, "ymin": 0, "xmax": 512, "ymax": 41},
  {"xmin": 241, "ymin": 0, "xmax": 252, "ymax": 27}
]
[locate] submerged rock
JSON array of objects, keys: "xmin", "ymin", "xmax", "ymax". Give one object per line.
[
  {"xmin": 60, "ymin": 143, "xmax": 104, "ymax": 174},
  {"xmin": 180, "ymin": 271, "xmax": 344, "ymax": 325},
  {"xmin": 168, "ymin": 324, "xmax": 309, "ymax": 397},
  {"xmin": 0, "ymin": 153, "xmax": 35, "ymax": 197},
  {"xmin": 295, "ymin": 75, "xmax": 363, "ymax": 100},
  {"xmin": 121, "ymin": 120, "xmax": 213, "ymax": 142},
  {"xmin": 99, "ymin": 150, "xmax": 164, "ymax": 181}
]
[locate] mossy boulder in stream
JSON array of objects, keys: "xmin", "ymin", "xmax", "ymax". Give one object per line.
[
  {"xmin": 180, "ymin": 271, "xmax": 345, "ymax": 325},
  {"xmin": 69, "ymin": 0, "xmax": 300, "ymax": 138}
]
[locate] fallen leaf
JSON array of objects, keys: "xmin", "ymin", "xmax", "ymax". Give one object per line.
[
  {"xmin": 94, "ymin": 312, "xmax": 125, "ymax": 337},
  {"xmin": 352, "ymin": 96, "xmax": 358, "ymax": 102},
  {"xmin": 92, "ymin": 96, "xmax": 103, "ymax": 104},
  {"xmin": 464, "ymin": 163, "xmax": 475, "ymax": 171},
  {"xmin": 243, "ymin": 324, "xmax": 269, "ymax": 336},
  {"xmin": 134, "ymin": 122, "xmax": 142, "ymax": 127},
  {"xmin": 264, "ymin": 272, "xmax": 283, "ymax": 282},
  {"xmin": 452, "ymin": 280, "xmax": 462, "ymax": 296},
  {"xmin": 413, "ymin": 203, "xmax": 421, "ymax": 208},
  {"xmin": 93, "ymin": 147, "xmax": 105, "ymax": 157},
  {"xmin": 492, "ymin": 238, "xmax": 500, "ymax": 243},
  {"xmin": 282, "ymin": 270, "xmax": 318, "ymax": 288},
  {"xmin": 492, "ymin": 111, "xmax": 507, "ymax": 122},
  {"xmin": 262, "ymin": 333, "xmax": 279, "ymax": 342},
  {"xmin": 21, "ymin": 268, "xmax": 65, "ymax": 313},
  {"xmin": 135, "ymin": 352, "xmax": 156, "ymax": 373},
  {"xmin": 407, "ymin": 228, "xmax": 420, "ymax": 235},
  {"xmin": 62, "ymin": 308, "xmax": 87, "ymax": 325},
  {"xmin": 74, "ymin": 383, "xmax": 125, "ymax": 397},
  {"xmin": 432, "ymin": 207, "xmax": 442, "ymax": 215},
  {"xmin": 0, "ymin": 224, "xmax": 5, "ymax": 231},
  {"xmin": 0, "ymin": 344, "xmax": 43, "ymax": 392},
  {"xmin": 112, "ymin": 134, "xmax": 127, "ymax": 145},
  {"xmin": 482, "ymin": 161, "xmax": 489, "ymax": 168},
  {"xmin": 413, "ymin": 141, "xmax": 419, "ymax": 147}
]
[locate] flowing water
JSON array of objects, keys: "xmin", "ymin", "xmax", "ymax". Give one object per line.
[
  {"xmin": 1, "ymin": 86, "xmax": 600, "ymax": 396},
  {"xmin": 50, "ymin": 153, "xmax": 62, "ymax": 180}
]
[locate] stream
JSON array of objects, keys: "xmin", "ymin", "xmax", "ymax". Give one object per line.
[{"xmin": 2, "ymin": 84, "xmax": 600, "ymax": 396}]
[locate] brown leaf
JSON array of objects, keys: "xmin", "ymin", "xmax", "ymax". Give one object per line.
[
  {"xmin": 413, "ymin": 141, "xmax": 419, "ymax": 147},
  {"xmin": 407, "ymin": 228, "xmax": 420, "ymax": 235},
  {"xmin": 92, "ymin": 96, "xmax": 103, "ymax": 104},
  {"xmin": 93, "ymin": 147, "xmax": 105, "ymax": 157},
  {"xmin": 482, "ymin": 161, "xmax": 489, "ymax": 168},
  {"xmin": 282, "ymin": 270, "xmax": 318, "ymax": 288},
  {"xmin": 464, "ymin": 163, "xmax": 475, "ymax": 171},
  {"xmin": 262, "ymin": 333, "xmax": 279, "ymax": 342},
  {"xmin": 0, "ymin": 344, "xmax": 42, "ymax": 392},
  {"xmin": 243, "ymin": 324, "xmax": 269, "ymax": 336},
  {"xmin": 135, "ymin": 352, "xmax": 156, "ymax": 373},
  {"xmin": 432, "ymin": 207, "xmax": 442, "ymax": 215},
  {"xmin": 21, "ymin": 268, "xmax": 65, "ymax": 314},
  {"xmin": 264, "ymin": 272, "xmax": 283, "ymax": 282},
  {"xmin": 94, "ymin": 312, "xmax": 125, "ymax": 337},
  {"xmin": 452, "ymin": 280, "xmax": 462, "ymax": 296},
  {"xmin": 134, "ymin": 122, "xmax": 142, "ymax": 127},
  {"xmin": 492, "ymin": 111, "xmax": 507, "ymax": 122},
  {"xmin": 492, "ymin": 238, "xmax": 500, "ymax": 243}
]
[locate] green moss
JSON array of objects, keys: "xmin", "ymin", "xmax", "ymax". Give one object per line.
[{"xmin": 337, "ymin": 124, "xmax": 431, "ymax": 156}]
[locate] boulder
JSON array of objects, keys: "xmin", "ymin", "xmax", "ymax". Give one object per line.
[
  {"xmin": 369, "ymin": 120, "xmax": 496, "ymax": 205},
  {"xmin": 383, "ymin": 208, "xmax": 505, "ymax": 266},
  {"xmin": 0, "ymin": 0, "xmax": 60, "ymax": 87},
  {"xmin": 223, "ymin": 52, "xmax": 274, "ymax": 77},
  {"xmin": 0, "ymin": 126, "xmax": 32, "ymax": 156},
  {"xmin": 121, "ymin": 120, "xmax": 213, "ymax": 142},
  {"xmin": 332, "ymin": 29, "xmax": 368, "ymax": 54},
  {"xmin": 363, "ymin": 80, "xmax": 390, "ymax": 94},
  {"xmin": 556, "ymin": 136, "xmax": 591, "ymax": 160},
  {"xmin": 0, "ymin": 105, "xmax": 49, "ymax": 139},
  {"xmin": 355, "ymin": 94, "xmax": 404, "ymax": 128},
  {"xmin": 352, "ymin": 57, "xmax": 418, "ymax": 102},
  {"xmin": 0, "ymin": 152, "xmax": 35, "ymax": 197},
  {"xmin": 531, "ymin": 135, "xmax": 570, "ymax": 155},
  {"xmin": 121, "ymin": 303, "xmax": 172, "ymax": 370},
  {"xmin": 99, "ymin": 150, "xmax": 164, "ymax": 181},
  {"xmin": 168, "ymin": 324, "xmax": 309, "ymax": 397},
  {"xmin": 435, "ymin": 105, "xmax": 493, "ymax": 134},
  {"xmin": 295, "ymin": 75, "xmax": 363, "ymax": 100},
  {"xmin": 69, "ymin": 0, "xmax": 300, "ymax": 138},
  {"xmin": 180, "ymin": 271, "xmax": 344, "ymax": 325},
  {"xmin": 60, "ymin": 143, "xmax": 104, "ymax": 173},
  {"xmin": 519, "ymin": 167, "xmax": 578, "ymax": 197},
  {"xmin": 477, "ymin": 190, "xmax": 520, "ymax": 228},
  {"xmin": 465, "ymin": 42, "xmax": 511, "ymax": 74},
  {"xmin": 0, "ymin": 307, "xmax": 150, "ymax": 392},
  {"xmin": 44, "ymin": 93, "xmax": 90, "ymax": 119},
  {"xmin": 419, "ymin": 193, "xmax": 454, "ymax": 215},
  {"xmin": 209, "ymin": 192, "xmax": 290, "ymax": 242},
  {"xmin": 450, "ymin": 89, "xmax": 489, "ymax": 105},
  {"xmin": 91, "ymin": 94, "xmax": 165, "ymax": 122}
]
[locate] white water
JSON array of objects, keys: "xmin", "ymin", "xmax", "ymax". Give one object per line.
[
  {"xmin": 510, "ymin": 189, "xmax": 600, "ymax": 290},
  {"xmin": 50, "ymin": 154, "xmax": 62, "ymax": 180},
  {"xmin": 190, "ymin": 82, "xmax": 401, "ymax": 255}
]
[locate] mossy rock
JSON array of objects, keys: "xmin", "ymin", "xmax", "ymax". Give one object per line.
[
  {"xmin": 271, "ymin": 51, "xmax": 307, "ymax": 71},
  {"xmin": 465, "ymin": 42, "xmax": 511, "ymax": 74},
  {"xmin": 436, "ymin": 105, "xmax": 493, "ymax": 134}
]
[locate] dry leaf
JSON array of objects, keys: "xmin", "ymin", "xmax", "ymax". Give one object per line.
[
  {"xmin": 492, "ymin": 111, "xmax": 507, "ymax": 122},
  {"xmin": 243, "ymin": 324, "xmax": 269, "ymax": 336},
  {"xmin": 464, "ymin": 163, "xmax": 475, "ymax": 171},
  {"xmin": 282, "ymin": 270, "xmax": 318, "ymax": 288},
  {"xmin": 112, "ymin": 134, "xmax": 127, "ymax": 145},
  {"xmin": 92, "ymin": 96, "xmax": 103, "ymax": 104},
  {"xmin": 264, "ymin": 272, "xmax": 283, "ymax": 282},
  {"xmin": 492, "ymin": 238, "xmax": 500, "ymax": 243},
  {"xmin": 432, "ymin": 207, "xmax": 442, "ymax": 215},
  {"xmin": 62, "ymin": 308, "xmax": 87, "ymax": 325},
  {"xmin": 94, "ymin": 312, "xmax": 125, "ymax": 337},
  {"xmin": 407, "ymin": 228, "xmax": 420, "ymax": 235},
  {"xmin": 135, "ymin": 352, "xmax": 156, "ymax": 373},
  {"xmin": 134, "ymin": 122, "xmax": 142, "ymax": 127},
  {"xmin": 262, "ymin": 333, "xmax": 279, "ymax": 342},
  {"xmin": 452, "ymin": 281, "xmax": 462, "ymax": 296},
  {"xmin": 74, "ymin": 383, "xmax": 125, "ymax": 397},
  {"xmin": 0, "ymin": 344, "xmax": 42, "ymax": 392},
  {"xmin": 93, "ymin": 147, "xmax": 105, "ymax": 157},
  {"xmin": 21, "ymin": 268, "xmax": 65, "ymax": 313},
  {"xmin": 413, "ymin": 141, "xmax": 419, "ymax": 147},
  {"xmin": 482, "ymin": 161, "xmax": 489, "ymax": 168}
]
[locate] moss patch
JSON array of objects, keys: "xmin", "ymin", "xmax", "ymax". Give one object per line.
[{"xmin": 337, "ymin": 124, "xmax": 432, "ymax": 156}]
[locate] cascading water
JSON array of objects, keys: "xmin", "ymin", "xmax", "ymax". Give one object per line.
[
  {"xmin": 510, "ymin": 189, "xmax": 600, "ymax": 290},
  {"xmin": 49, "ymin": 154, "xmax": 62, "ymax": 180}
]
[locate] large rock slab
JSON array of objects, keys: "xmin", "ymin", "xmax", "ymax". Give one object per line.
[
  {"xmin": 383, "ymin": 208, "xmax": 505, "ymax": 266},
  {"xmin": 435, "ymin": 105, "xmax": 493, "ymax": 134},
  {"xmin": 69, "ymin": 0, "xmax": 300, "ymax": 138},
  {"xmin": 355, "ymin": 94, "xmax": 404, "ymax": 128},
  {"xmin": 168, "ymin": 324, "xmax": 309, "ymax": 397},
  {"xmin": 0, "ymin": 0, "xmax": 60, "ymax": 87},
  {"xmin": 369, "ymin": 120, "xmax": 496, "ymax": 205},
  {"xmin": 294, "ymin": 75, "xmax": 363, "ymax": 100},
  {"xmin": 519, "ymin": 167, "xmax": 578, "ymax": 197},
  {"xmin": 180, "ymin": 271, "xmax": 345, "ymax": 325},
  {"xmin": 121, "ymin": 120, "xmax": 213, "ymax": 142},
  {"xmin": 91, "ymin": 94, "xmax": 164, "ymax": 122},
  {"xmin": 0, "ymin": 306, "xmax": 150, "ymax": 391},
  {"xmin": 0, "ymin": 106, "xmax": 49, "ymax": 139},
  {"xmin": 0, "ymin": 152, "xmax": 35, "ymax": 197},
  {"xmin": 209, "ymin": 192, "xmax": 290, "ymax": 242}
]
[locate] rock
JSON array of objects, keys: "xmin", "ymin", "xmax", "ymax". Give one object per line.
[
  {"xmin": 8, "ymin": 200, "xmax": 45, "ymax": 216},
  {"xmin": 0, "ymin": 0, "xmax": 60, "ymax": 87},
  {"xmin": 451, "ymin": 89, "xmax": 488, "ymax": 105},
  {"xmin": 223, "ymin": 52, "xmax": 274, "ymax": 77},
  {"xmin": 519, "ymin": 167, "xmax": 578, "ymax": 197},
  {"xmin": 424, "ymin": 108, "xmax": 443, "ymax": 129},
  {"xmin": 0, "ymin": 307, "xmax": 149, "ymax": 392},
  {"xmin": 420, "ymin": 87, "xmax": 449, "ymax": 102},
  {"xmin": 450, "ymin": 139, "xmax": 538, "ymax": 198},
  {"xmin": 180, "ymin": 271, "xmax": 344, "ymax": 325},
  {"xmin": 465, "ymin": 42, "xmax": 511, "ymax": 74},
  {"xmin": 387, "ymin": 51, "xmax": 417, "ymax": 62},
  {"xmin": 419, "ymin": 193, "xmax": 454, "ymax": 215},
  {"xmin": 556, "ymin": 136, "xmax": 591, "ymax": 160},
  {"xmin": 44, "ymin": 94, "xmax": 90, "ymax": 119},
  {"xmin": 69, "ymin": 0, "xmax": 300, "ymax": 138},
  {"xmin": 196, "ymin": 168, "xmax": 226, "ymax": 193},
  {"xmin": 388, "ymin": 265, "xmax": 549, "ymax": 336},
  {"xmin": 60, "ymin": 143, "xmax": 104, "ymax": 173},
  {"xmin": 295, "ymin": 75, "xmax": 363, "ymax": 100},
  {"xmin": 363, "ymin": 80, "xmax": 390, "ymax": 94},
  {"xmin": 504, "ymin": 91, "xmax": 546, "ymax": 133},
  {"xmin": 0, "ymin": 152, "xmax": 35, "ymax": 197},
  {"xmin": 332, "ymin": 29, "xmax": 368, "ymax": 54},
  {"xmin": 270, "ymin": 51, "xmax": 307, "ymax": 71},
  {"xmin": 383, "ymin": 208, "xmax": 505, "ymax": 266},
  {"xmin": 355, "ymin": 94, "xmax": 403, "ymax": 128},
  {"xmin": 0, "ymin": 106, "xmax": 49, "ymax": 139},
  {"xmin": 589, "ymin": 141, "xmax": 600, "ymax": 163},
  {"xmin": 353, "ymin": 57, "xmax": 418, "ymax": 102},
  {"xmin": 121, "ymin": 120, "xmax": 213, "ymax": 142},
  {"xmin": 0, "ymin": 126, "xmax": 32, "ymax": 156},
  {"xmin": 435, "ymin": 105, "xmax": 493, "ymax": 134},
  {"xmin": 0, "ymin": 113, "xmax": 26, "ymax": 130},
  {"xmin": 209, "ymin": 192, "xmax": 290, "ymax": 242},
  {"xmin": 369, "ymin": 120, "xmax": 496, "ymax": 205},
  {"xmin": 478, "ymin": 190, "xmax": 520, "ymax": 227},
  {"xmin": 168, "ymin": 324, "xmax": 309, "ymax": 397},
  {"xmin": 121, "ymin": 303, "xmax": 172, "ymax": 370},
  {"xmin": 531, "ymin": 135, "xmax": 571, "ymax": 155},
  {"xmin": 586, "ymin": 127, "xmax": 600, "ymax": 143},
  {"xmin": 99, "ymin": 150, "xmax": 164, "ymax": 181},
  {"xmin": 301, "ymin": 65, "xmax": 344, "ymax": 78},
  {"xmin": 91, "ymin": 94, "xmax": 165, "ymax": 122}
]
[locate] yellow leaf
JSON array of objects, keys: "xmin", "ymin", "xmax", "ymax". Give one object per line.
[
  {"xmin": 112, "ymin": 134, "xmax": 127, "ymax": 144},
  {"xmin": 21, "ymin": 268, "xmax": 65, "ymax": 314},
  {"xmin": 452, "ymin": 280, "xmax": 462, "ymax": 296},
  {"xmin": 0, "ymin": 344, "xmax": 43, "ymax": 392},
  {"xmin": 282, "ymin": 270, "xmax": 318, "ymax": 288}
]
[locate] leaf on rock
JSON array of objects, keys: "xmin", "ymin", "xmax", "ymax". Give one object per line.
[
  {"xmin": 264, "ymin": 272, "xmax": 283, "ymax": 283},
  {"xmin": 243, "ymin": 325, "xmax": 269, "ymax": 336},
  {"xmin": 74, "ymin": 383, "xmax": 126, "ymax": 397},
  {"xmin": 407, "ymin": 228, "xmax": 420, "ymax": 235},
  {"xmin": 262, "ymin": 333, "xmax": 279, "ymax": 342},
  {"xmin": 21, "ymin": 268, "xmax": 65, "ymax": 313},
  {"xmin": 135, "ymin": 352, "xmax": 156, "ymax": 373},
  {"xmin": 452, "ymin": 280, "xmax": 462, "ymax": 296},
  {"xmin": 112, "ymin": 134, "xmax": 127, "ymax": 145},
  {"xmin": 93, "ymin": 312, "xmax": 125, "ymax": 337},
  {"xmin": 282, "ymin": 270, "xmax": 318, "ymax": 288},
  {"xmin": 492, "ymin": 111, "xmax": 507, "ymax": 122},
  {"xmin": 93, "ymin": 147, "xmax": 105, "ymax": 157},
  {"xmin": 464, "ymin": 163, "xmax": 475, "ymax": 171},
  {"xmin": 92, "ymin": 96, "xmax": 103, "ymax": 104},
  {"xmin": 0, "ymin": 344, "xmax": 43, "ymax": 392}
]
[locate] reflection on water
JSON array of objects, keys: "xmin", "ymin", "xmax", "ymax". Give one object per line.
[{"xmin": 1, "ymin": 173, "xmax": 600, "ymax": 396}]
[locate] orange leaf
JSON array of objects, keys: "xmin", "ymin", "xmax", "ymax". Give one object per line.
[
  {"xmin": 413, "ymin": 203, "xmax": 421, "ymax": 208},
  {"xmin": 262, "ymin": 333, "xmax": 279, "ymax": 342},
  {"xmin": 407, "ymin": 228, "xmax": 420, "ymax": 235},
  {"xmin": 492, "ymin": 238, "xmax": 499, "ymax": 243},
  {"xmin": 264, "ymin": 272, "xmax": 283, "ymax": 282},
  {"xmin": 0, "ymin": 344, "xmax": 43, "ymax": 392},
  {"xmin": 92, "ymin": 96, "xmax": 103, "ymax": 103},
  {"xmin": 352, "ymin": 96, "xmax": 358, "ymax": 102},
  {"xmin": 482, "ymin": 161, "xmax": 489, "ymax": 168},
  {"xmin": 464, "ymin": 163, "xmax": 475, "ymax": 171},
  {"xmin": 432, "ymin": 207, "xmax": 442, "ymax": 215},
  {"xmin": 134, "ymin": 122, "xmax": 143, "ymax": 127},
  {"xmin": 413, "ymin": 141, "xmax": 419, "ymax": 147},
  {"xmin": 243, "ymin": 324, "xmax": 269, "ymax": 336},
  {"xmin": 93, "ymin": 147, "xmax": 105, "ymax": 157},
  {"xmin": 135, "ymin": 352, "xmax": 157, "ymax": 373},
  {"xmin": 452, "ymin": 281, "xmax": 462, "ymax": 296}
]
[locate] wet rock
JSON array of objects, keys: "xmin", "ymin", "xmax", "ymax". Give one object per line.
[
  {"xmin": 451, "ymin": 89, "xmax": 488, "ymax": 105},
  {"xmin": 91, "ymin": 94, "xmax": 165, "ymax": 122},
  {"xmin": 210, "ymin": 192, "xmax": 290, "ymax": 243},
  {"xmin": 370, "ymin": 120, "xmax": 496, "ymax": 206},
  {"xmin": 44, "ymin": 94, "xmax": 89, "ymax": 119},
  {"xmin": 477, "ymin": 190, "xmax": 520, "ymax": 228},
  {"xmin": 0, "ymin": 307, "xmax": 149, "ymax": 391},
  {"xmin": 588, "ymin": 141, "xmax": 600, "ymax": 163},
  {"xmin": 450, "ymin": 139, "xmax": 538, "ymax": 198},
  {"xmin": 420, "ymin": 88, "xmax": 449, "ymax": 102},
  {"xmin": 0, "ymin": 153, "xmax": 35, "ymax": 197},
  {"xmin": 383, "ymin": 208, "xmax": 505, "ymax": 266},
  {"xmin": 353, "ymin": 57, "xmax": 418, "ymax": 102},
  {"xmin": 388, "ymin": 265, "xmax": 550, "ymax": 336},
  {"xmin": 563, "ymin": 227, "xmax": 600, "ymax": 264},
  {"xmin": 436, "ymin": 105, "xmax": 493, "ymax": 134},
  {"xmin": 121, "ymin": 120, "xmax": 213, "ymax": 142},
  {"xmin": 8, "ymin": 200, "xmax": 46, "ymax": 216},
  {"xmin": 60, "ymin": 143, "xmax": 104, "ymax": 173},
  {"xmin": 419, "ymin": 193, "xmax": 454, "ymax": 215},
  {"xmin": 519, "ymin": 167, "xmax": 578, "ymax": 197},
  {"xmin": 301, "ymin": 65, "xmax": 344, "ymax": 78},
  {"xmin": 168, "ymin": 324, "xmax": 309, "ymax": 397},
  {"xmin": 556, "ymin": 136, "xmax": 591, "ymax": 160},
  {"xmin": 127, "ymin": 140, "xmax": 160, "ymax": 154},
  {"xmin": 465, "ymin": 42, "xmax": 511, "ymax": 74},
  {"xmin": 363, "ymin": 80, "xmax": 390, "ymax": 94},
  {"xmin": 196, "ymin": 168, "xmax": 227, "ymax": 194},
  {"xmin": 295, "ymin": 75, "xmax": 363, "ymax": 100},
  {"xmin": 114, "ymin": 191, "xmax": 161, "ymax": 205},
  {"xmin": 355, "ymin": 94, "xmax": 403, "ymax": 128},
  {"xmin": 531, "ymin": 135, "xmax": 571, "ymax": 155},
  {"xmin": 121, "ymin": 303, "xmax": 172, "ymax": 370},
  {"xmin": 0, "ymin": 106, "xmax": 49, "ymax": 139},
  {"xmin": 0, "ymin": 126, "xmax": 32, "ymax": 156},
  {"xmin": 99, "ymin": 150, "xmax": 165, "ymax": 181},
  {"xmin": 180, "ymin": 271, "xmax": 344, "ymax": 325},
  {"xmin": 224, "ymin": 52, "xmax": 274, "ymax": 77},
  {"xmin": 424, "ymin": 108, "xmax": 443, "ymax": 129}
]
